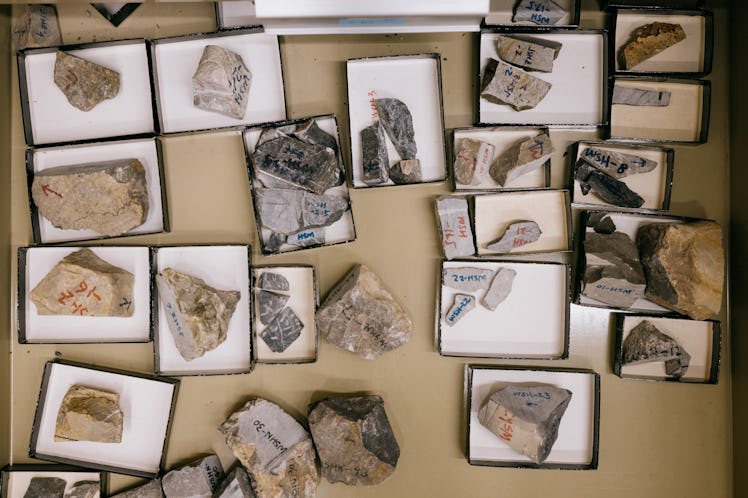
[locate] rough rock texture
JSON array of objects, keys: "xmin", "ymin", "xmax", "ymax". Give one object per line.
[
  {"xmin": 212, "ymin": 468, "xmax": 256, "ymax": 498},
  {"xmin": 512, "ymin": 0, "xmax": 566, "ymax": 25},
  {"xmin": 110, "ymin": 479, "xmax": 163, "ymax": 498},
  {"xmin": 257, "ymin": 272, "xmax": 289, "ymax": 292},
  {"xmin": 162, "ymin": 455, "xmax": 224, "ymax": 498},
  {"xmin": 286, "ymin": 228, "xmax": 325, "ymax": 247},
  {"xmin": 481, "ymin": 58, "xmax": 551, "ymax": 111},
  {"xmin": 444, "ymin": 294, "xmax": 476, "ymax": 326},
  {"xmin": 31, "ymin": 159, "xmax": 149, "ymax": 237},
  {"xmin": 54, "ymin": 51, "xmax": 120, "ymax": 112},
  {"xmin": 389, "ymin": 159, "xmax": 422, "ymax": 185},
  {"xmin": 30, "ymin": 248, "xmax": 135, "ymax": 317},
  {"xmin": 361, "ymin": 122, "xmax": 389, "ymax": 185},
  {"xmin": 435, "ymin": 196, "xmax": 475, "ymax": 260},
  {"xmin": 481, "ymin": 267, "xmax": 517, "ymax": 311},
  {"xmin": 575, "ymin": 163, "xmax": 645, "ymax": 208},
  {"xmin": 157, "ymin": 268, "xmax": 241, "ymax": 361},
  {"xmin": 65, "ymin": 481, "xmax": 100, "ymax": 498},
  {"xmin": 622, "ymin": 320, "xmax": 690, "ymax": 378},
  {"xmin": 192, "ymin": 45, "xmax": 252, "ymax": 120},
  {"xmin": 637, "ymin": 221, "xmax": 724, "ymax": 320},
  {"xmin": 478, "ymin": 384, "xmax": 572, "ymax": 464},
  {"xmin": 308, "ymin": 395, "xmax": 400, "ymax": 486},
  {"xmin": 612, "ymin": 86, "xmax": 671, "ymax": 106},
  {"xmin": 442, "ymin": 267, "xmax": 494, "ymax": 292},
  {"xmin": 496, "ymin": 35, "xmax": 561, "ymax": 72},
  {"xmin": 23, "ymin": 477, "xmax": 66, "ymax": 498},
  {"xmin": 490, "ymin": 133, "xmax": 553, "ymax": 186},
  {"xmin": 454, "ymin": 138, "xmax": 494, "ymax": 185},
  {"xmin": 621, "ymin": 22, "xmax": 687, "ymax": 70},
  {"xmin": 12, "ymin": 4, "xmax": 62, "ymax": 51},
  {"xmin": 316, "ymin": 264, "xmax": 413, "ymax": 360},
  {"xmin": 261, "ymin": 307, "xmax": 304, "ymax": 353},
  {"xmin": 55, "ymin": 384, "xmax": 123, "ymax": 443},
  {"xmin": 257, "ymin": 290, "xmax": 289, "ymax": 326},
  {"xmin": 582, "ymin": 231, "xmax": 646, "ymax": 308},
  {"xmin": 375, "ymin": 98, "xmax": 417, "ymax": 160},
  {"xmin": 486, "ymin": 220, "xmax": 542, "ymax": 253},
  {"xmin": 591, "ymin": 214, "xmax": 616, "ymax": 234},
  {"xmin": 254, "ymin": 188, "xmax": 348, "ymax": 236},
  {"xmin": 219, "ymin": 398, "xmax": 319, "ymax": 498},
  {"xmin": 293, "ymin": 119, "xmax": 338, "ymax": 154},
  {"xmin": 578, "ymin": 146, "xmax": 657, "ymax": 179}
]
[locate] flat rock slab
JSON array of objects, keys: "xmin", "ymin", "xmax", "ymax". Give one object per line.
[
  {"xmin": 110, "ymin": 479, "xmax": 164, "ymax": 498},
  {"xmin": 257, "ymin": 290, "xmax": 289, "ymax": 326},
  {"xmin": 308, "ymin": 395, "xmax": 400, "ymax": 486},
  {"xmin": 612, "ymin": 87, "xmax": 671, "ymax": 106},
  {"xmin": 193, "ymin": 45, "xmax": 251, "ymax": 120},
  {"xmin": 435, "ymin": 196, "xmax": 475, "ymax": 260},
  {"xmin": 30, "ymin": 248, "xmax": 135, "ymax": 317},
  {"xmin": 55, "ymin": 384, "xmax": 123, "ymax": 443},
  {"xmin": 481, "ymin": 59, "xmax": 551, "ymax": 111},
  {"xmin": 293, "ymin": 119, "xmax": 338, "ymax": 153},
  {"xmin": 254, "ymin": 188, "xmax": 348, "ymax": 236},
  {"xmin": 12, "ymin": 4, "xmax": 62, "ymax": 51},
  {"xmin": 442, "ymin": 267, "xmax": 494, "ymax": 292},
  {"xmin": 490, "ymin": 133, "xmax": 553, "ymax": 186},
  {"xmin": 576, "ymin": 163, "xmax": 644, "ymax": 208},
  {"xmin": 316, "ymin": 264, "xmax": 413, "ymax": 360},
  {"xmin": 481, "ymin": 267, "xmax": 517, "ymax": 311},
  {"xmin": 578, "ymin": 146, "xmax": 657, "ymax": 179},
  {"xmin": 496, "ymin": 35, "xmax": 561, "ymax": 72},
  {"xmin": 622, "ymin": 319, "xmax": 690, "ymax": 378},
  {"xmin": 478, "ymin": 384, "xmax": 572, "ymax": 464},
  {"xmin": 361, "ymin": 122, "xmax": 389, "ymax": 185},
  {"xmin": 389, "ymin": 159, "xmax": 422, "ymax": 185},
  {"xmin": 31, "ymin": 158, "xmax": 149, "ymax": 237},
  {"xmin": 219, "ymin": 398, "xmax": 319, "ymax": 498},
  {"xmin": 257, "ymin": 272, "xmax": 289, "ymax": 292},
  {"xmin": 486, "ymin": 220, "xmax": 542, "ymax": 254},
  {"xmin": 157, "ymin": 268, "xmax": 241, "ymax": 361},
  {"xmin": 582, "ymin": 231, "xmax": 646, "ymax": 308},
  {"xmin": 212, "ymin": 468, "xmax": 256, "ymax": 498},
  {"xmin": 261, "ymin": 307, "xmax": 304, "ymax": 353},
  {"xmin": 66, "ymin": 481, "xmax": 100, "ymax": 498},
  {"xmin": 512, "ymin": 0, "xmax": 566, "ymax": 25},
  {"xmin": 444, "ymin": 294, "xmax": 476, "ymax": 326},
  {"xmin": 23, "ymin": 477, "xmax": 67, "ymax": 498},
  {"xmin": 454, "ymin": 138, "xmax": 494, "ymax": 185},
  {"xmin": 375, "ymin": 98, "xmax": 417, "ymax": 160},
  {"xmin": 162, "ymin": 455, "xmax": 224, "ymax": 498},
  {"xmin": 54, "ymin": 51, "xmax": 120, "ymax": 112},
  {"xmin": 637, "ymin": 220, "xmax": 724, "ymax": 320},
  {"xmin": 621, "ymin": 22, "xmax": 687, "ymax": 69}
]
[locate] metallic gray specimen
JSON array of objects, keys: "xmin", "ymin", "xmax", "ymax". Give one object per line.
[
  {"xmin": 612, "ymin": 87, "xmax": 671, "ymax": 106},
  {"xmin": 389, "ymin": 159, "xmax": 422, "ymax": 184},
  {"xmin": 192, "ymin": 45, "xmax": 252, "ymax": 119},
  {"xmin": 496, "ymin": 35, "xmax": 561, "ymax": 72},
  {"xmin": 575, "ymin": 163, "xmax": 645, "ymax": 208},
  {"xmin": 65, "ymin": 482, "xmax": 100, "ymax": 498},
  {"xmin": 512, "ymin": 0, "xmax": 566, "ymax": 25},
  {"xmin": 375, "ymin": 98, "xmax": 417, "ymax": 160},
  {"xmin": 486, "ymin": 220, "xmax": 542, "ymax": 253},
  {"xmin": 12, "ymin": 4, "xmax": 62, "ymax": 51},
  {"xmin": 481, "ymin": 267, "xmax": 517, "ymax": 311},
  {"xmin": 481, "ymin": 59, "xmax": 552, "ymax": 111},
  {"xmin": 578, "ymin": 146, "xmax": 657, "ymax": 179},
  {"xmin": 23, "ymin": 477, "xmax": 66, "ymax": 498},
  {"xmin": 582, "ymin": 231, "xmax": 646, "ymax": 308},
  {"xmin": 444, "ymin": 293, "xmax": 476, "ymax": 326},
  {"xmin": 162, "ymin": 455, "xmax": 224, "ymax": 498},
  {"xmin": 454, "ymin": 138, "xmax": 494, "ymax": 185},
  {"xmin": 257, "ymin": 271, "xmax": 289, "ymax": 292},
  {"xmin": 260, "ymin": 307, "xmax": 303, "ymax": 353},
  {"xmin": 490, "ymin": 133, "xmax": 553, "ymax": 186},
  {"xmin": 622, "ymin": 320, "xmax": 690, "ymax": 378},
  {"xmin": 257, "ymin": 290, "xmax": 289, "ymax": 326},
  {"xmin": 361, "ymin": 122, "xmax": 390, "ymax": 185},
  {"xmin": 254, "ymin": 188, "xmax": 348, "ymax": 235},
  {"xmin": 435, "ymin": 196, "xmax": 475, "ymax": 260},
  {"xmin": 110, "ymin": 479, "xmax": 163, "ymax": 498},
  {"xmin": 442, "ymin": 267, "xmax": 495, "ymax": 292},
  {"xmin": 212, "ymin": 468, "xmax": 255, "ymax": 498},
  {"xmin": 293, "ymin": 119, "xmax": 339, "ymax": 153},
  {"xmin": 54, "ymin": 51, "xmax": 120, "ymax": 112}
]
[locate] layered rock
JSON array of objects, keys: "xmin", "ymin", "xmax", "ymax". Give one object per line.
[
  {"xmin": 55, "ymin": 384, "xmax": 123, "ymax": 443},
  {"xmin": 192, "ymin": 45, "xmax": 252, "ymax": 119},
  {"xmin": 621, "ymin": 22, "xmax": 687, "ymax": 69},
  {"xmin": 481, "ymin": 58, "xmax": 551, "ymax": 111},
  {"xmin": 490, "ymin": 134, "xmax": 553, "ymax": 186},
  {"xmin": 454, "ymin": 138, "xmax": 494, "ymax": 185},
  {"xmin": 582, "ymin": 230, "xmax": 646, "ymax": 308}
]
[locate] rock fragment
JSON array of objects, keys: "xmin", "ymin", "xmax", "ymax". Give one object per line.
[
  {"xmin": 23, "ymin": 477, "xmax": 66, "ymax": 498},
  {"xmin": 257, "ymin": 290, "xmax": 289, "ymax": 325},
  {"xmin": 254, "ymin": 188, "xmax": 348, "ymax": 235},
  {"xmin": 486, "ymin": 220, "xmax": 542, "ymax": 253},
  {"xmin": 192, "ymin": 45, "xmax": 252, "ymax": 120},
  {"xmin": 219, "ymin": 398, "xmax": 319, "ymax": 498},
  {"xmin": 481, "ymin": 59, "xmax": 552, "ymax": 111},
  {"xmin": 582, "ymin": 231, "xmax": 646, "ymax": 308},
  {"xmin": 361, "ymin": 122, "xmax": 390, "ymax": 185},
  {"xmin": 481, "ymin": 267, "xmax": 517, "ymax": 311},
  {"xmin": 389, "ymin": 159, "xmax": 422, "ymax": 184},
  {"xmin": 435, "ymin": 196, "xmax": 475, "ymax": 260},
  {"xmin": 257, "ymin": 272, "xmax": 289, "ymax": 292},
  {"xmin": 478, "ymin": 384, "xmax": 572, "ymax": 464},
  {"xmin": 157, "ymin": 268, "xmax": 241, "ymax": 361},
  {"xmin": 454, "ymin": 138, "xmax": 494, "ymax": 185},
  {"xmin": 162, "ymin": 455, "xmax": 224, "ymax": 498},
  {"xmin": 31, "ymin": 159, "xmax": 149, "ymax": 237},
  {"xmin": 212, "ymin": 468, "xmax": 256, "ymax": 498},
  {"xmin": 308, "ymin": 395, "xmax": 400, "ymax": 486},
  {"xmin": 55, "ymin": 384, "xmax": 123, "ymax": 443},
  {"xmin": 316, "ymin": 264, "xmax": 412, "ymax": 360},
  {"xmin": 622, "ymin": 320, "xmax": 690, "ymax": 378},
  {"xmin": 110, "ymin": 479, "xmax": 163, "ymax": 498},
  {"xmin": 12, "ymin": 4, "xmax": 62, "ymax": 51},
  {"xmin": 287, "ymin": 228, "xmax": 325, "ymax": 247},
  {"xmin": 54, "ymin": 51, "xmax": 120, "ymax": 112},
  {"xmin": 65, "ymin": 481, "xmax": 100, "ymax": 498},
  {"xmin": 442, "ymin": 267, "xmax": 494, "ymax": 292},
  {"xmin": 590, "ymin": 214, "xmax": 616, "ymax": 234},
  {"xmin": 621, "ymin": 22, "xmax": 687, "ymax": 69},
  {"xmin": 490, "ymin": 133, "xmax": 553, "ymax": 186},
  {"xmin": 375, "ymin": 98, "xmax": 417, "ymax": 160},
  {"xmin": 496, "ymin": 35, "xmax": 561, "ymax": 72},
  {"xmin": 575, "ymin": 163, "xmax": 645, "ymax": 208},
  {"xmin": 512, "ymin": 0, "xmax": 566, "ymax": 25},
  {"xmin": 293, "ymin": 119, "xmax": 339, "ymax": 154},
  {"xmin": 261, "ymin": 307, "xmax": 304, "ymax": 353},
  {"xmin": 444, "ymin": 294, "xmax": 476, "ymax": 326},
  {"xmin": 578, "ymin": 146, "xmax": 657, "ymax": 179},
  {"xmin": 612, "ymin": 87, "xmax": 671, "ymax": 106}
]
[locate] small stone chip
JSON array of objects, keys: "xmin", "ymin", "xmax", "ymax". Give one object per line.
[
  {"xmin": 481, "ymin": 59, "xmax": 552, "ymax": 111},
  {"xmin": 445, "ymin": 294, "xmax": 476, "ymax": 326},
  {"xmin": 435, "ymin": 196, "xmax": 475, "ymax": 260},
  {"xmin": 254, "ymin": 188, "xmax": 349, "ymax": 236},
  {"xmin": 512, "ymin": 0, "xmax": 566, "ymax": 25},
  {"xmin": 55, "ymin": 384, "xmax": 123, "ymax": 443},
  {"xmin": 486, "ymin": 220, "xmax": 542, "ymax": 254},
  {"xmin": 192, "ymin": 45, "xmax": 252, "ymax": 120},
  {"xmin": 257, "ymin": 272, "xmax": 289, "ymax": 292},
  {"xmin": 592, "ymin": 215, "xmax": 616, "ymax": 234},
  {"xmin": 481, "ymin": 267, "xmax": 517, "ymax": 311},
  {"xmin": 442, "ymin": 267, "xmax": 495, "ymax": 292},
  {"xmin": 575, "ymin": 163, "xmax": 645, "ymax": 208},
  {"xmin": 612, "ymin": 86, "xmax": 671, "ymax": 106},
  {"xmin": 257, "ymin": 290, "xmax": 289, "ymax": 326},
  {"xmin": 375, "ymin": 98, "xmax": 417, "ymax": 160},
  {"xmin": 621, "ymin": 22, "xmax": 687, "ymax": 70},
  {"xmin": 454, "ymin": 138, "xmax": 494, "ymax": 185},
  {"xmin": 361, "ymin": 122, "xmax": 390, "ymax": 185},
  {"xmin": 162, "ymin": 455, "xmax": 224, "ymax": 498},
  {"xmin": 261, "ymin": 307, "xmax": 304, "ymax": 353},
  {"xmin": 496, "ymin": 35, "xmax": 561, "ymax": 73},
  {"xmin": 23, "ymin": 477, "xmax": 67, "ymax": 498},
  {"xmin": 490, "ymin": 133, "xmax": 553, "ymax": 186},
  {"xmin": 12, "ymin": 4, "xmax": 62, "ymax": 51},
  {"xmin": 212, "ymin": 468, "xmax": 256, "ymax": 498},
  {"xmin": 389, "ymin": 159, "xmax": 422, "ymax": 185},
  {"xmin": 622, "ymin": 320, "xmax": 690, "ymax": 378},
  {"xmin": 578, "ymin": 146, "xmax": 657, "ymax": 179},
  {"xmin": 110, "ymin": 479, "xmax": 163, "ymax": 498},
  {"xmin": 65, "ymin": 481, "xmax": 100, "ymax": 498},
  {"xmin": 54, "ymin": 51, "xmax": 120, "ymax": 112}
]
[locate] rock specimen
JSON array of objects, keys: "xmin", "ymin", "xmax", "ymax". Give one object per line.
[
  {"xmin": 65, "ymin": 481, "xmax": 100, "ymax": 498},
  {"xmin": 213, "ymin": 468, "xmax": 256, "ymax": 498},
  {"xmin": 12, "ymin": 4, "xmax": 62, "ymax": 51},
  {"xmin": 575, "ymin": 163, "xmax": 645, "ymax": 208},
  {"xmin": 637, "ymin": 221, "xmax": 724, "ymax": 320},
  {"xmin": 31, "ymin": 159, "xmax": 149, "ymax": 237},
  {"xmin": 481, "ymin": 59, "xmax": 552, "ymax": 111},
  {"xmin": 621, "ymin": 22, "xmax": 687, "ymax": 70},
  {"xmin": 612, "ymin": 86, "xmax": 671, "ymax": 106},
  {"xmin": 254, "ymin": 188, "xmax": 348, "ymax": 235},
  {"xmin": 445, "ymin": 294, "xmax": 476, "ymax": 326},
  {"xmin": 361, "ymin": 122, "xmax": 389, "ymax": 185},
  {"xmin": 316, "ymin": 264, "xmax": 413, "ymax": 360},
  {"xmin": 442, "ymin": 267, "xmax": 494, "ymax": 292},
  {"xmin": 478, "ymin": 384, "xmax": 572, "ymax": 464},
  {"xmin": 30, "ymin": 248, "xmax": 135, "ymax": 317},
  {"xmin": 496, "ymin": 35, "xmax": 561, "ymax": 72},
  {"xmin": 54, "ymin": 51, "xmax": 120, "ymax": 112},
  {"xmin": 512, "ymin": 0, "xmax": 566, "ymax": 25},
  {"xmin": 578, "ymin": 146, "xmax": 657, "ymax": 179},
  {"xmin": 582, "ymin": 231, "xmax": 646, "ymax": 308},
  {"xmin": 293, "ymin": 119, "xmax": 338, "ymax": 153},
  {"xmin": 481, "ymin": 267, "xmax": 517, "ymax": 311},
  {"xmin": 435, "ymin": 196, "xmax": 475, "ymax": 260},
  {"xmin": 308, "ymin": 395, "xmax": 400, "ymax": 486},
  {"xmin": 258, "ymin": 272, "xmax": 289, "ymax": 292},
  {"xmin": 454, "ymin": 138, "xmax": 494, "ymax": 185},
  {"xmin": 55, "ymin": 384, "xmax": 123, "ymax": 443},
  {"xmin": 486, "ymin": 220, "xmax": 542, "ymax": 253},
  {"xmin": 375, "ymin": 98, "xmax": 417, "ymax": 160},
  {"xmin": 219, "ymin": 398, "xmax": 319, "ymax": 498},
  {"xmin": 490, "ymin": 133, "xmax": 553, "ymax": 186},
  {"xmin": 287, "ymin": 228, "xmax": 325, "ymax": 247},
  {"xmin": 389, "ymin": 159, "xmax": 422, "ymax": 184},
  {"xmin": 261, "ymin": 307, "xmax": 304, "ymax": 353},
  {"xmin": 257, "ymin": 290, "xmax": 289, "ymax": 326},
  {"xmin": 162, "ymin": 455, "xmax": 224, "ymax": 498},
  {"xmin": 587, "ymin": 213, "xmax": 616, "ymax": 234},
  {"xmin": 157, "ymin": 268, "xmax": 241, "ymax": 361},
  {"xmin": 192, "ymin": 45, "xmax": 252, "ymax": 120},
  {"xmin": 622, "ymin": 320, "xmax": 690, "ymax": 378},
  {"xmin": 110, "ymin": 479, "xmax": 163, "ymax": 498},
  {"xmin": 23, "ymin": 477, "xmax": 66, "ymax": 498}
]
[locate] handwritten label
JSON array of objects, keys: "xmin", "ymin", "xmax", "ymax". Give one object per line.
[
  {"xmin": 56, "ymin": 279, "xmax": 102, "ymax": 316},
  {"xmin": 446, "ymin": 296, "xmax": 473, "ymax": 324},
  {"xmin": 228, "ymin": 65, "xmax": 250, "ymax": 105},
  {"xmin": 166, "ymin": 302, "xmax": 185, "ymax": 337},
  {"xmin": 367, "ymin": 90, "xmax": 378, "ymax": 120}
]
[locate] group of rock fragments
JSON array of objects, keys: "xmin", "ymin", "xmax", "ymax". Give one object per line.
[
  {"xmin": 442, "ymin": 266, "xmax": 517, "ymax": 326},
  {"xmin": 254, "ymin": 271, "xmax": 304, "ymax": 353}
]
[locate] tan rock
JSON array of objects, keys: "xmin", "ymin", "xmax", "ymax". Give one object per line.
[
  {"xmin": 481, "ymin": 58, "xmax": 551, "ymax": 111},
  {"xmin": 12, "ymin": 4, "xmax": 62, "ymax": 51},
  {"xmin": 55, "ymin": 385, "xmax": 123, "ymax": 443},
  {"xmin": 454, "ymin": 138, "xmax": 494, "ymax": 185},
  {"xmin": 489, "ymin": 133, "xmax": 553, "ymax": 186},
  {"xmin": 54, "ymin": 51, "xmax": 120, "ymax": 112},
  {"xmin": 621, "ymin": 22, "xmax": 687, "ymax": 70}
]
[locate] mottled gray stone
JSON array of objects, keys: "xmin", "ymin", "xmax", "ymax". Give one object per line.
[
  {"xmin": 593, "ymin": 215, "xmax": 616, "ymax": 234},
  {"xmin": 512, "ymin": 0, "xmax": 566, "ymax": 25},
  {"xmin": 110, "ymin": 479, "xmax": 163, "ymax": 498},
  {"xmin": 481, "ymin": 267, "xmax": 517, "ymax": 311},
  {"xmin": 287, "ymin": 228, "xmax": 325, "ymax": 247},
  {"xmin": 486, "ymin": 220, "xmax": 542, "ymax": 253},
  {"xmin": 308, "ymin": 395, "xmax": 400, "ymax": 486},
  {"xmin": 444, "ymin": 293, "xmax": 476, "ymax": 326},
  {"xmin": 23, "ymin": 477, "xmax": 66, "ymax": 498},
  {"xmin": 361, "ymin": 122, "xmax": 390, "ymax": 185},
  {"xmin": 65, "ymin": 481, "xmax": 100, "ymax": 498},
  {"xmin": 157, "ymin": 268, "xmax": 241, "ymax": 361},
  {"xmin": 435, "ymin": 196, "xmax": 475, "ymax": 260},
  {"xmin": 576, "ymin": 163, "xmax": 645, "ymax": 208},
  {"xmin": 212, "ymin": 468, "xmax": 255, "ymax": 498},
  {"xmin": 257, "ymin": 272, "xmax": 289, "ymax": 292},
  {"xmin": 496, "ymin": 35, "xmax": 561, "ymax": 72},
  {"xmin": 578, "ymin": 146, "xmax": 657, "ymax": 179},
  {"xmin": 12, "ymin": 4, "xmax": 62, "ymax": 51},
  {"xmin": 481, "ymin": 59, "xmax": 552, "ymax": 111},
  {"xmin": 375, "ymin": 98, "xmax": 417, "ymax": 160},
  {"xmin": 454, "ymin": 138, "xmax": 494, "ymax": 185},
  {"xmin": 219, "ymin": 398, "xmax": 319, "ymax": 498},
  {"xmin": 478, "ymin": 384, "xmax": 572, "ymax": 464},
  {"xmin": 31, "ymin": 158, "xmax": 149, "ymax": 237},
  {"xmin": 254, "ymin": 188, "xmax": 348, "ymax": 235},
  {"xmin": 622, "ymin": 320, "xmax": 690, "ymax": 378},
  {"xmin": 582, "ymin": 231, "xmax": 646, "ymax": 308},
  {"xmin": 192, "ymin": 45, "xmax": 251, "ymax": 120},
  {"xmin": 263, "ymin": 231, "xmax": 285, "ymax": 253},
  {"xmin": 490, "ymin": 133, "xmax": 553, "ymax": 186},
  {"xmin": 261, "ymin": 307, "xmax": 303, "ymax": 353},
  {"xmin": 316, "ymin": 264, "xmax": 413, "ymax": 360},
  {"xmin": 54, "ymin": 51, "xmax": 120, "ymax": 112},
  {"xmin": 55, "ymin": 384, "xmax": 123, "ymax": 443},
  {"xmin": 293, "ymin": 119, "xmax": 338, "ymax": 153},
  {"xmin": 442, "ymin": 267, "xmax": 494, "ymax": 292},
  {"xmin": 612, "ymin": 87, "xmax": 671, "ymax": 106},
  {"xmin": 257, "ymin": 290, "xmax": 289, "ymax": 326},
  {"xmin": 162, "ymin": 455, "xmax": 224, "ymax": 498},
  {"xmin": 389, "ymin": 159, "xmax": 422, "ymax": 184}
]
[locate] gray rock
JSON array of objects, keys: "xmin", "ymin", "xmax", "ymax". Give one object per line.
[
  {"xmin": 55, "ymin": 384, "xmax": 123, "ymax": 443},
  {"xmin": 496, "ymin": 35, "xmax": 561, "ymax": 72},
  {"xmin": 212, "ymin": 468, "xmax": 255, "ymax": 498},
  {"xmin": 375, "ymin": 98, "xmax": 417, "ymax": 160},
  {"xmin": 257, "ymin": 290, "xmax": 289, "ymax": 326},
  {"xmin": 254, "ymin": 188, "xmax": 348, "ymax": 235},
  {"xmin": 157, "ymin": 268, "xmax": 241, "ymax": 361},
  {"xmin": 576, "ymin": 163, "xmax": 645, "ymax": 208},
  {"xmin": 512, "ymin": 0, "xmax": 566, "ymax": 25},
  {"xmin": 582, "ymin": 231, "xmax": 646, "ymax": 308},
  {"xmin": 389, "ymin": 159, "xmax": 422, "ymax": 184},
  {"xmin": 481, "ymin": 59, "xmax": 552, "ymax": 111},
  {"xmin": 162, "ymin": 455, "xmax": 224, "ymax": 498},
  {"xmin": 578, "ymin": 146, "xmax": 657, "ymax": 179},
  {"xmin": 612, "ymin": 87, "xmax": 671, "ymax": 106},
  {"xmin": 263, "ymin": 231, "xmax": 285, "ymax": 253},
  {"xmin": 490, "ymin": 133, "xmax": 553, "ymax": 186},
  {"xmin": 442, "ymin": 267, "xmax": 494, "ymax": 292},
  {"xmin": 12, "ymin": 4, "xmax": 62, "ymax": 51},
  {"xmin": 219, "ymin": 398, "xmax": 319, "ymax": 498},
  {"xmin": 257, "ymin": 272, "xmax": 289, "ymax": 292},
  {"xmin": 666, "ymin": 348, "xmax": 691, "ymax": 378},
  {"xmin": 316, "ymin": 264, "xmax": 413, "ymax": 360},
  {"xmin": 587, "ymin": 214, "xmax": 616, "ymax": 234},
  {"xmin": 31, "ymin": 158, "xmax": 149, "ymax": 237},
  {"xmin": 478, "ymin": 384, "xmax": 572, "ymax": 464},
  {"xmin": 622, "ymin": 320, "xmax": 690, "ymax": 378},
  {"xmin": 481, "ymin": 267, "xmax": 517, "ymax": 311},
  {"xmin": 261, "ymin": 307, "xmax": 304, "ymax": 353},
  {"xmin": 65, "ymin": 481, "xmax": 100, "ymax": 498},
  {"xmin": 308, "ymin": 395, "xmax": 400, "ymax": 486},
  {"xmin": 444, "ymin": 293, "xmax": 476, "ymax": 326},
  {"xmin": 110, "ymin": 479, "xmax": 164, "ymax": 498},
  {"xmin": 454, "ymin": 138, "xmax": 494, "ymax": 185},
  {"xmin": 293, "ymin": 119, "xmax": 338, "ymax": 154},
  {"xmin": 435, "ymin": 196, "xmax": 475, "ymax": 260},
  {"xmin": 54, "ymin": 51, "xmax": 120, "ymax": 112},
  {"xmin": 23, "ymin": 477, "xmax": 66, "ymax": 498},
  {"xmin": 192, "ymin": 45, "xmax": 251, "ymax": 120},
  {"xmin": 486, "ymin": 220, "xmax": 542, "ymax": 254},
  {"xmin": 361, "ymin": 122, "xmax": 390, "ymax": 185},
  {"xmin": 286, "ymin": 227, "xmax": 326, "ymax": 247},
  {"xmin": 256, "ymin": 125, "xmax": 295, "ymax": 147}
]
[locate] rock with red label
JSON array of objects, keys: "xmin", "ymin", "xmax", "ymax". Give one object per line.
[
  {"xmin": 486, "ymin": 220, "xmax": 542, "ymax": 254},
  {"xmin": 490, "ymin": 133, "xmax": 553, "ymax": 187},
  {"xmin": 454, "ymin": 138, "xmax": 494, "ymax": 186},
  {"xmin": 435, "ymin": 196, "xmax": 475, "ymax": 260},
  {"xmin": 481, "ymin": 59, "xmax": 551, "ymax": 111},
  {"xmin": 374, "ymin": 98, "xmax": 417, "ymax": 160},
  {"xmin": 162, "ymin": 455, "xmax": 224, "ymax": 498},
  {"xmin": 54, "ymin": 51, "xmax": 120, "ymax": 112}
]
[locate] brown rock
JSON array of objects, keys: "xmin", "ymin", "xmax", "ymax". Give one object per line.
[
  {"xmin": 621, "ymin": 22, "xmax": 687, "ymax": 70},
  {"xmin": 55, "ymin": 385, "xmax": 123, "ymax": 443},
  {"xmin": 12, "ymin": 4, "xmax": 62, "ymax": 51},
  {"xmin": 54, "ymin": 51, "xmax": 120, "ymax": 112}
]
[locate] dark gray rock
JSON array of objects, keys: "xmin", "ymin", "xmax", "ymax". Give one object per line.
[
  {"xmin": 257, "ymin": 290, "xmax": 289, "ymax": 326},
  {"xmin": 261, "ymin": 307, "xmax": 304, "ymax": 353},
  {"xmin": 254, "ymin": 188, "xmax": 348, "ymax": 235},
  {"xmin": 512, "ymin": 0, "xmax": 566, "ymax": 25},
  {"xmin": 578, "ymin": 147, "xmax": 657, "ymax": 179},
  {"xmin": 257, "ymin": 271, "xmax": 289, "ymax": 292},
  {"xmin": 162, "ymin": 455, "xmax": 224, "ymax": 498},
  {"xmin": 389, "ymin": 159, "xmax": 422, "ymax": 184},
  {"xmin": 110, "ymin": 479, "xmax": 163, "ymax": 498},
  {"xmin": 481, "ymin": 58, "xmax": 551, "ymax": 111},
  {"xmin": 308, "ymin": 395, "xmax": 400, "ymax": 486},
  {"xmin": 212, "ymin": 468, "xmax": 255, "ymax": 498},
  {"xmin": 593, "ymin": 215, "xmax": 616, "ymax": 234},
  {"xmin": 444, "ymin": 293, "xmax": 476, "ymax": 326},
  {"xmin": 622, "ymin": 320, "xmax": 690, "ymax": 378},
  {"xmin": 361, "ymin": 122, "xmax": 390, "ymax": 185},
  {"xmin": 293, "ymin": 119, "xmax": 339, "ymax": 154},
  {"xmin": 612, "ymin": 87, "xmax": 671, "ymax": 106},
  {"xmin": 442, "ymin": 267, "xmax": 494, "ymax": 292},
  {"xmin": 65, "ymin": 481, "xmax": 100, "ymax": 498},
  {"xmin": 435, "ymin": 196, "xmax": 475, "ymax": 260},
  {"xmin": 582, "ymin": 231, "xmax": 646, "ymax": 308},
  {"xmin": 287, "ymin": 227, "xmax": 326, "ymax": 247},
  {"xmin": 375, "ymin": 98, "xmax": 417, "ymax": 160},
  {"xmin": 576, "ymin": 163, "xmax": 645, "ymax": 208},
  {"xmin": 23, "ymin": 477, "xmax": 66, "ymax": 498},
  {"xmin": 481, "ymin": 267, "xmax": 517, "ymax": 311},
  {"xmin": 486, "ymin": 220, "xmax": 542, "ymax": 253}
]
